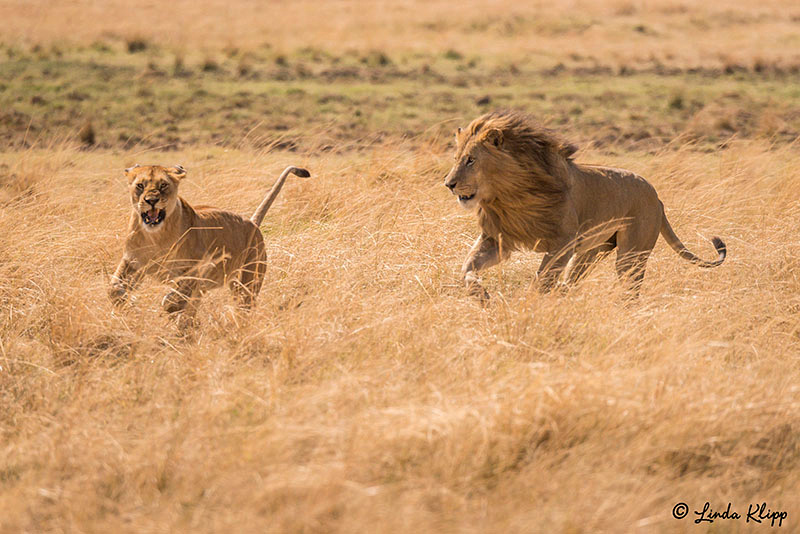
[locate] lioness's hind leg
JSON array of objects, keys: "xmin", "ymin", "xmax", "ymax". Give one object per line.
[
  {"xmin": 232, "ymin": 252, "xmax": 266, "ymax": 310},
  {"xmin": 230, "ymin": 277, "xmax": 259, "ymax": 309}
]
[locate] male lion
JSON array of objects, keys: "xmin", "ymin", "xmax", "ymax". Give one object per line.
[
  {"xmin": 109, "ymin": 164, "xmax": 310, "ymax": 324},
  {"xmin": 443, "ymin": 110, "xmax": 726, "ymax": 298}
]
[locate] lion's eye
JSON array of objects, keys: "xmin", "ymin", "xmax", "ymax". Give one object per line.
[
  {"xmin": 135, "ymin": 183, "xmax": 144, "ymax": 191},
  {"xmin": 159, "ymin": 183, "xmax": 168, "ymax": 191},
  {"xmin": 466, "ymin": 156, "xmax": 475, "ymax": 167}
]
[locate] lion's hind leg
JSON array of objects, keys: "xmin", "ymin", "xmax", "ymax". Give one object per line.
[
  {"xmin": 536, "ymin": 247, "xmax": 575, "ymax": 293},
  {"xmin": 565, "ymin": 236, "xmax": 617, "ymax": 286},
  {"xmin": 614, "ymin": 250, "xmax": 652, "ymax": 297},
  {"xmin": 614, "ymin": 224, "xmax": 658, "ymax": 296}
]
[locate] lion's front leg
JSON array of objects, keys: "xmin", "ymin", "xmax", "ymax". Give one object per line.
[
  {"xmin": 461, "ymin": 233, "xmax": 508, "ymax": 300},
  {"xmin": 109, "ymin": 258, "xmax": 143, "ymax": 306}
]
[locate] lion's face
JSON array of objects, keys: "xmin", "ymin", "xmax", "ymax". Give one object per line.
[
  {"xmin": 443, "ymin": 127, "xmax": 503, "ymax": 210},
  {"xmin": 124, "ymin": 164, "xmax": 186, "ymax": 231}
]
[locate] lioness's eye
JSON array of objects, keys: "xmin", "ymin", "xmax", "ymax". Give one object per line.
[
  {"xmin": 136, "ymin": 183, "xmax": 144, "ymax": 191},
  {"xmin": 159, "ymin": 183, "xmax": 168, "ymax": 191},
  {"xmin": 466, "ymin": 156, "xmax": 475, "ymax": 167}
]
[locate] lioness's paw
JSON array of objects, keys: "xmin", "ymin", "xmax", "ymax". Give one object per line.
[
  {"xmin": 176, "ymin": 314, "xmax": 199, "ymax": 333},
  {"xmin": 108, "ymin": 285, "xmax": 128, "ymax": 307},
  {"xmin": 162, "ymin": 290, "xmax": 188, "ymax": 314}
]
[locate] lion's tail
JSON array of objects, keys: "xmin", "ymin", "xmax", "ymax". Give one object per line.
[
  {"xmin": 250, "ymin": 166, "xmax": 311, "ymax": 227},
  {"xmin": 659, "ymin": 206, "xmax": 726, "ymax": 268}
]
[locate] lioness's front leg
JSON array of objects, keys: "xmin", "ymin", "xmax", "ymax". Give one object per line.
[
  {"xmin": 461, "ymin": 233, "xmax": 509, "ymax": 299},
  {"xmin": 109, "ymin": 258, "xmax": 143, "ymax": 306},
  {"xmin": 162, "ymin": 278, "xmax": 201, "ymax": 330},
  {"xmin": 161, "ymin": 278, "xmax": 199, "ymax": 315}
]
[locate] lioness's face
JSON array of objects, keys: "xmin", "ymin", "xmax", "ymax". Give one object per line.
[
  {"xmin": 124, "ymin": 164, "xmax": 186, "ymax": 231},
  {"xmin": 443, "ymin": 127, "xmax": 503, "ymax": 210}
]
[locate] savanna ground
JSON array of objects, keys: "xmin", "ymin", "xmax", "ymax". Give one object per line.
[{"xmin": 1, "ymin": 1, "xmax": 800, "ymax": 532}]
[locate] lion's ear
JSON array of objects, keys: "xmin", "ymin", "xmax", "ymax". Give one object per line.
[
  {"xmin": 167, "ymin": 165, "xmax": 186, "ymax": 181},
  {"xmin": 484, "ymin": 128, "xmax": 503, "ymax": 148},
  {"xmin": 124, "ymin": 163, "xmax": 141, "ymax": 182},
  {"xmin": 560, "ymin": 143, "xmax": 578, "ymax": 159}
]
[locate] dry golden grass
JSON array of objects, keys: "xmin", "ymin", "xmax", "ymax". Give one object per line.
[
  {"xmin": 2, "ymin": 0, "xmax": 800, "ymax": 532},
  {"xmin": 1, "ymin": 139, "xmax": 799, "ymax": 532},
  {"xmin": 2, "ymin": 0, "xmax": 800, "ymax": 70}
]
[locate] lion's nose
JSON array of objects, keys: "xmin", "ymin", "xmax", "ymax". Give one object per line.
[
  {"xmin": 445, "ymin": 180, "xmax": 457, "ymax": 191},
  {"xmin": 145, "ymin": 196, "xmax": 159, "ymax": 207}
]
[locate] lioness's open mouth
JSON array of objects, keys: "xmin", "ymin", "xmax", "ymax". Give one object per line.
[
  {"xmin": 458, "ymin": 193, "xmax": 476, "ymax": 202},
  {"xmin": 141, "ymin": 208, "xmax": 166, "ymax": 226}
]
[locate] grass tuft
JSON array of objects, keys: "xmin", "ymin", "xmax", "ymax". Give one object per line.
[{"xmin": 126, "ymin": 37, "xmax": 148, "ymax": 53}]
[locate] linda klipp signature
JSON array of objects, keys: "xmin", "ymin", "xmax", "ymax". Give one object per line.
[{"xmin": 672, "ymin": 501, "xmax": 788, "ymax": 527}]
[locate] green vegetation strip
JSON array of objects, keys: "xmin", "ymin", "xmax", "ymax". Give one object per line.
[{"xmin": 1, "ymin": 45, "xmax": 799, "ymax": 151}]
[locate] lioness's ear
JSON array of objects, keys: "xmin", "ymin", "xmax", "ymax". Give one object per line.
[
  {"xmin": 124, "ymin": 163, "xmax": 141, "ymax": 182},
  {"xmin": 167, "ymin": 165, "xmax": 186, "ymax": 181},
  {"xmin": 484, "ymin": 128, "xmax": 503, "ymax": 148}
]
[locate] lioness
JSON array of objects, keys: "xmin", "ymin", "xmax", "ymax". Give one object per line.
[
  {"xmin": 109, "ymin": 164, "xmax": 310, "ymax": 323},
  {"xmin": 443, "ymin": 110, "xmax": 726, "ymax": 298}
]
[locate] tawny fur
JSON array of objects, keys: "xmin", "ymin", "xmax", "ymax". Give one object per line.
[
  {"xmin": 444, "ymin": 110, "xmax": 726, "ymax": 298},
  {"xmin": 109, "ymin": 164, "xmax": 310, "ymax": 325}
]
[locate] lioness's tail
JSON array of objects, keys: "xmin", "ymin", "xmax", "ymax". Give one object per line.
[
  {"xmin": 250, "ymin": 166, "xmax": 311, "ymax": 227},
  {"xmin": 660, "ymin": 207, "xmax": 726, "ymax": 268}
]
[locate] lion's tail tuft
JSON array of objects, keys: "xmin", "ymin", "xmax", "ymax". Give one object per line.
[{"xmin": 660, "ymin": 208, "xmax": 726, "ymax": 268}]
